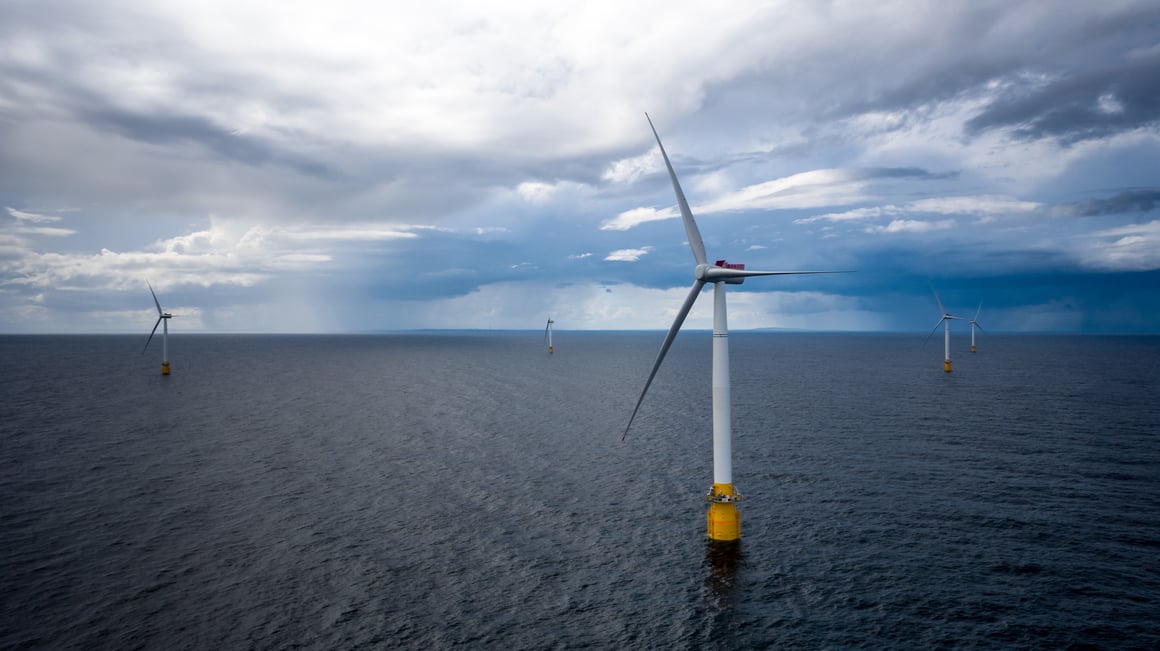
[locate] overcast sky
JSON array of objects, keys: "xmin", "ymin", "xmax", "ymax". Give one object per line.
[{"xmin": 2, "ymin": 0, "xmax": 1159, "ymax": 334}]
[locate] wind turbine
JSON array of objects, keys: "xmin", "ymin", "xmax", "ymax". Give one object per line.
[
  {"xmin": 622, "ymin": 114, "xmax": 843, "ymax": 542},
  {"xmin": 545, "ymin": 314, "xmax": 555, "ymax": 354},
  {"xmin": 143, "ymin": 281, "xmax": 174, "ymax": 375},
  {"xmin": 927, "ymin": 288, "xmax": 965, "ymax": 372},
  {"xmin": 969, "ymin": 302, "xmax": 985, "ymax": 353}
]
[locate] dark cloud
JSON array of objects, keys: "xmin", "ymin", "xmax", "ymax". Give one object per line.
[
  {"xmin": 1057, "ymin": 189, "xmax": 1160, "ymax": 216},
  {"xmin": 965, "ymin": 49, "xmax": 1160, "ymax": 143},
  {"xmin": 853, "ymin": 167, "xmax": 959, "ymax": 181},
  {"xmin": 80, "ymin": 106, "xmax": 335, "ymax": 178}
]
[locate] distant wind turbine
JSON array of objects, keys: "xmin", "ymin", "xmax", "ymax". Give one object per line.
[
  {"xmin": 545, "ymin": 314, "xmax": 555, "ymax": 354},
  {"xmin": 927, "ymin": 288, "xmax": 965, "ymax": 372},
  {"xmin": 143, "ymin": 281, "xmax": 174, "ymax": 375},
  {"xmin": 622, "ymin": 114, "xmax": 846, "ymax": 542},
  {"xmin": 969, "ymin": 302, "xmax": 985, "ymax": 353}
]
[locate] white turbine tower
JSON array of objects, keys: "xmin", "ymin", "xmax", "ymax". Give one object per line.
[
  {"xmin": 622, "ymin": 114, "xmax": 843, "ymax": 542},
  {"xmin": 545, "ymin": 314, "xmax": 555, "ymax": 354},
  {"xmin": 143, "ymin": 281, "xmax": 174, "ymax": 375},
  {"xmin": 969, "ymin": 302, "xmax": 985, "ymax": 353},
  {"xmin": 928, "ymin": 288, "xmax": 965, "ymax": 372}
]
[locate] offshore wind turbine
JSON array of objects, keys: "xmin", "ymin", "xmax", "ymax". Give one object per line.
[
  {"xmin": 142, "ymin": 281, "xmax": 174, "ymax": 375},
  {"xmin": 545, "ymin": 314, "xmax": 555, "ymax": 354},
  {"xmin": 927, "ymin": 289, "xmax": 965, "ymax": 372},
  {"xmin": 969, "ymin": 302, "xmax": 985, "ymax": 353},
  {"xmin": 622, "ymin": 114, "xmax": 843, "ymax": 542}
]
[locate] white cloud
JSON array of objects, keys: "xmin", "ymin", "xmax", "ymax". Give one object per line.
[
  {"xmin": 602, "ymin": 150, "xmax": 660, "ymax": 185},
  {"xmin": 516, "ymin": 181, "xmax": 558, "ymax": 203},
  {"xmin": 2, "ymin": 207, "xmax": 75, "ymax": 238},
  {"xmin": 697, "ymin": 168, "xmax": 872, "ymax": 214},
  {"xmin": 1078, "ymin": 220, "xmax": 1160, "ymax": 271},
  {"xmin": 867, "ymin": 219, "xmax": 956, "ymax": 234},
  {"xmin": 605, "ymin": 246, "xmax": 653, "ymax": 262},
  {"xmin": 796, "ymin": 205, "xmax": 906, "ymax": 224},
  {"xmin": 10, "ymin": 225, "xmax": 76, "ymax": 237},
  {"xmin": 600, "ymin": 206, "xmax": 676, "ymax": 231},
  {"xmin": 6, "ymin": 207, "xmax": 62, "ymax": 223},
  {"xmin": 909, "ymin": 196, "xmax": 1041, "ymax": 216},
  {"xmin": 608, "ymin": 168, "xmax": 876, "ymax": 232}
]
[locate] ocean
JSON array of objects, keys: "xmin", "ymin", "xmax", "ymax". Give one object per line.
[{"xmin": 1, "ymin": 332, "xmax": 1158, "ymax": 649}]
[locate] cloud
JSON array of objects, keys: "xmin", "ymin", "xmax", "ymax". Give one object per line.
[
  {"xmin": 965, "ymin": 48, "xmax": 1160, "ymax": 144},
  {"xmin": 866, "ymin": 219, "xmax": 956, "ymax": 234},
  {"xmin": 610, "ymin": 167, "xmax": 947, "ymax": 231},
  {"xmin": 605, "ymin": 247, "xmax": 653, "ymax": 262},
  {"xmin": 1056, "ymin": 189, "xmax": 1160, "ymax": 216},
  {"xmin": 695, "ymin": 168, "xmax": 872, "ymax": 214},
  {"xmin": 798, "ymin": 196, "xmax": 1040, "ymax": 226},
  {"xmin": 2, "ymin": 1, "xmax": 1159, "ymax": 333},
  {"xmin": 1078, "ymin": 219, "xmax": 1160, "ymax": 271},
  {"xmin": 908, "ymin": 196, "xmax": 1041, "ymax": 216},
  {"xmin": 796, "ymin": 206, "xmax": 906, "ymax": 224},
  {"xmin": 600, "ymin": 207, "xmax": 676, "ymax": 231},
  {"xmin": 7, "ymin": 207, "xmax": 62, "ymax": 223},
  {"xmin": 2, "ymin": 207, "xmax": 77, "ymax": 239}
]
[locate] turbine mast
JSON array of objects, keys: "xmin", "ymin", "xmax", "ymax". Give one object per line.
[
  {"xmin": 944, "ymin": 318, "xmax": 952, "ymax": 373},
  {"xmin": 707, "ymin": 281, "xmax": 741, "ymax": 540},
  {"xmin": 711, "ymin": 284, "xmax": 732, "ymax": 486}
]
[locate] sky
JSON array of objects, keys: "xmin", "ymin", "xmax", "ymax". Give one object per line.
[{"xmin": 2, "ymin": 0, "xmax": 1159, "ymax": 334}]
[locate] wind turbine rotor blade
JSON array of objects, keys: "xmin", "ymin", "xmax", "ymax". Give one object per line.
[
  {"xmin": 622, "ymin": 279, "xmax": 706, "ymax": 441},
  {"xmin": 974, "ymin": 301, "xmax": 983, "ymax": 321},
  {"xmin": 645, "ymin": 113, "xmax": 707, "ymax": 267},
  {"xmin": 976, "ymin": 322, "xmax": 986, "ymax": 333},
  {"xmin": 926, "ymin": 317, "xmax": 946, "ymax": 340},
  {"xmin": 701, "ymin": 267, "xmax": 852, "ymax": 282},
  {"xmin": 147, "ymin": 280, "xmax": 163, "ymax": 316},
  {"xmin": 143, "ymin": 317, "xmax": 162, "ymax": 353},
  {"xmin": 931, "ymin": 286, "xmax": 946, "ymax": 317}
]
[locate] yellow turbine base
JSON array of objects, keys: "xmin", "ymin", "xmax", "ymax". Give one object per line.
[
  {"xmin": 162, "ymin": 361, "xmax": 171, "ymax": 376},
  {"xmin": 970, "ymin": 345, "xmax": 976, "ymax": 353},
  {"xmin": 548, "ymin": 346, "xmax": 553, "ymax": 354},
  {"xmin": 707, "ymin": 483, "xmax": 741, "ymax": 541},
  {"xmin": 944, "ymin": 359, "xmax": 952, "ymax": 373}
]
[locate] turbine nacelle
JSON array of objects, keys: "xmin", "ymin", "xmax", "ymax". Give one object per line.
[{"xmin": 700, "ymin": 260, "xmax": 746, "ymax": 284}]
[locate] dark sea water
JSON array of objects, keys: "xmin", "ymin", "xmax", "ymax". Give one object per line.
[{"xmin": 2, "ymin": 332, "xmax": 1159, "ymax": 650}]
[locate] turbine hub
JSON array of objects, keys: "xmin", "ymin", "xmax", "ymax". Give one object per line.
[{"xmin": 697, "ymin": 261, "xmax": 747, "ymax": 284}]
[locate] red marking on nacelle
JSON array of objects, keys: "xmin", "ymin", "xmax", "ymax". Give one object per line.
[{"xmin": 714, "ymin": 259, "xmax": 745, "ymax": 270}]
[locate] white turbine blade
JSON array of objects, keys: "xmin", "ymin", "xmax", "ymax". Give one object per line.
[
  {"xmin": 925, "ymin": 317, "xmax": 946, "ymax": 340},
  {"xmin": 147, "ymin": 280, "xmax": 163, "ymax": 316},
  {"xmin": 930, "ymin": 286, "xmax": 948, "ymax": 317},
  {"xmin": 622, "ymin": 279, "xmax": 706, "ymax": 441},
  {"xmin": 646, "ymin": 113, "xmax": 707, "ymax": 266},
  {"xmin": 701, "ymin": 267, "xmax": 852, "ymax": 282},
  {"xmin": 143, "ymin": 317, "xmax": 162, "ymax": 353},
  {"xmin": 974, "ymin": 301, "xmax": 983, "ymax": 321}
]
